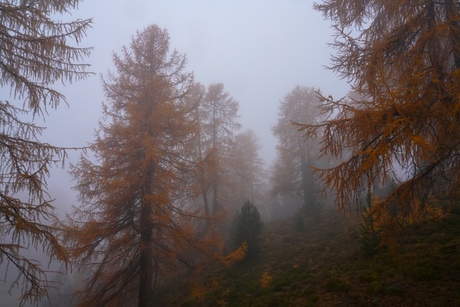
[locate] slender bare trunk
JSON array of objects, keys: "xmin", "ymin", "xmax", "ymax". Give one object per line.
[
  {"xmin": 202, "ymin": 187, "xmax": 210, "ymax": 217},
  {"xmin": 139, "ymin": 168, "xmax": 154, "ymax": 307},
  {"xmin": 212, "ymin": 182, "xmax": 219, "ymax": 214}
]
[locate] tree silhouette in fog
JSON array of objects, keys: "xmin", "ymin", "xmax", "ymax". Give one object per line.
[{"xmin": 272, "ymin": 86, "xmax": 323, "ymax": 215}]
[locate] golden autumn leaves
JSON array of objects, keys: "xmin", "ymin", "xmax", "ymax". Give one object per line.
[
  {"xmin": 302, "ymin": 0, "xmax": 460, "ymax": 244},
  {"xmin": 63, "ymin": 25, "xmax": 249, "ymax": 307}
]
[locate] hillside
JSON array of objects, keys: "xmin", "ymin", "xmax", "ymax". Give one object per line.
[{"xmin": 156, "ymin": 204, "xmax": 460, "ymax": 306}]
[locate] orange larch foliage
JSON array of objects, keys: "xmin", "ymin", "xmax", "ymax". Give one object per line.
[
  {"xmin": 301, "ymin": 0, "xmax": 460, "ymax": 241},
  {"xmin": 184, "ymin": 82, "xmax": 241, "ymax": 219},
  {"xmin": 65, "ymin": 25, "xmax": 226, "ymax": 307},
  {"xmin": 0, "ymin": 1, "xmax": 92, "ymax": 305}
]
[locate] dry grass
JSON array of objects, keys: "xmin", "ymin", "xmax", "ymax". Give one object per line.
[{"xmin": 155, "ymin": 204, "xmax": 460, "ymax": 306}]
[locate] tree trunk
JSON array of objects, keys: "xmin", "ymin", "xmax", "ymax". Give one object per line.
[
  {"xmin": 212, "ymin": 182, "xmax": 219, "ymax": 214},
  {"xmin": 139, "ymin": 169, "xmax": 154, "ymax": 307},
  {"xmin": 300, "ymin": 155, "xmax": 310, "ymax": 211},
  {"xmin": 445, "ymin": 0, "xmax": 460, "ymax": 70},
  {"xmin": 202, "ymin": 186, "xmax": 210, "ymax": 218},
  {"xmin": 298, "ymin": 137, "xmax": 310, "ymax": 212}
]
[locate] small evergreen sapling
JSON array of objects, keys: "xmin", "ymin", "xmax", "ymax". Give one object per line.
[
  {"xmin": 294, "ymin": 209, "xmax": 306, "ymax": 232},
  {"xmin": 231, "ymin": 200, "xmax": 264, "ymax": 258},
  {"xmin": 359, "ymin": 192, "xmax": 382, "ymax": 256}
]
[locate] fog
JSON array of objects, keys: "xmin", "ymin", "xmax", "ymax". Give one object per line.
[
  {"xmin": 38, "ymin": 0, "xmax": 349, "ymax": 212},
  {"xmin": 45, "ymin": 0, "xmax": 348, "ymax": 158},
  {"xmin": 2, "ymin": 1, "xmax": 351, "ymax": 305}
]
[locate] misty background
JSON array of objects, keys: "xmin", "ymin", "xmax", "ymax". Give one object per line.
[
  {"xmin": 42, "ymin": 0, "xmax": 349, "ymax": 215},
  {"xmin": 2, "ymin": 1, "xmax": 349, "ymax": 305}
]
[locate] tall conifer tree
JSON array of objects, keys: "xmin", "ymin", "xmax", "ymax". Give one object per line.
[
  {"xmin": 185, "ymin": 83, "xmax": 241, "ymax": 217},
  {"xmin": 272, "ymin": 86, "xmax": 323, "ymax": 213},
  {"xmin": 228, "ymin": 129, "xmax": 267, "ymax": 214},
  {"xmin": 66, "ymin": 25, "xmax": 217, "ymax": 307}
]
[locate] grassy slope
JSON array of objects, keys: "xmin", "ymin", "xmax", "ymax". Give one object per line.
[{"xmin": 156, "ymin": 204, "xmax": 460, "ymax": 306}]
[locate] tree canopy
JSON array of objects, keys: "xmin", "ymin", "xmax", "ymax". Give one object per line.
[
  {"xmin": 272, "ymin": 86, "xmax": 323, "ymax": 214},
  {"xmin": 301, "ymin": 0, "xmax": 460, "ymax": 237},
  {"xmin": 231, "ymin": 200, "xmax": 263, "ymax": 258},
  {"xmin": 186, "ymin": 82, "xmax": 241, "ymax": 217},
  {"xmin": 0, "ymin": 1, "xmax": 92, "ymax": 305},
  {"xmin": 228, "ymin": 129, "xmax": 267, "ymax": 215},
  {"xmin": 65, "ymin": 25, "xmax": 232, "ymax": 307}
]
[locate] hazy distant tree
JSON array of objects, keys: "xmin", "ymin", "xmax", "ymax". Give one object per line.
[
  {"xmin": 65, "ymin": 25, "xmax": 218, "ymax": 307},
  {"xmin": 0, "ymin": 1, "xmax": 92, "ymax": 305},
  {"xmin": 301, "ymin": 1, "xmax": 460, "ymax": 234},
  {"xmin": 228, "ymin": 129, "xmax": 267, "ymax": 214},
  {"xmin": 191, "ymin": 83, "xmax": 241, "ymax": 216},
  {"xmin": 270, "ymin": 154, "xmax": 298, "ymax": 198},
  {"xmin": 40, "ymin": 267, "xmax": 78, "ymax": 307},
  {"xmin": 184, "ymin": 82, "xmax": 213, "ymax": 217},
  {"xmin": 272, "ymin": 86, "xmax": 323, "ymax": 214}
]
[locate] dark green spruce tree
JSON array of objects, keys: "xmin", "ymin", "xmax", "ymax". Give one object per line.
[{"xmin": 231, "ymin": 200, "xmax": 264, "ymax": 258}]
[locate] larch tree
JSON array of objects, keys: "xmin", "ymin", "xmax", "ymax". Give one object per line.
[
  {"xmin": 300, "ymin": 0, "xmax": 460, "ymax": 237},
  {"xmin": 189, "ymin": 83, "xmax": 241, "ymax": 216},
  {"xmin": 183, "ymin": 82, "xmax": 213, "ymax": 218},
  {"xmin": 228, "ymin": 129, "xmax": 267, "ymax": 215},
  {"xmin": 272, "ymin": 86, "xmax": 323, "ymax": 214},
  {"xmin": 65, "ymin": 25, "xmax": 218, "ymax": 307},
  {"xmin": 0, "ymin": 1, "xmax": 92, "ymax": 305}
]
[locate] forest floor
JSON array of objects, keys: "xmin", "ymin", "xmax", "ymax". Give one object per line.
[{"xmin": 155, "ymin": 203, "xmax": 460, "ymax": 306}]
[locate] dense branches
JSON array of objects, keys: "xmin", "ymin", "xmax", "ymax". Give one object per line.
[
  {"xmin": 0, "ymin": 1, "xmax": 92, "ymax": 305},
  {"xmin": 65, "ymin": 25, "xmax": 224, "ymax": 307},
  {"xmin": 0, "ymin": 0, "xmax": 92, "ymax": 113},
  {"xmin": 230, "ymin": 200, "xmax": 263, "ymax": 258},
  {"xmin": 305, "ymin": 0, "xmax": 460, "ymax": 235},
  {"xmin": 228, "ymin": 129, "xmax": 266, "ymax": 214},
  {"xmin": 272, "ymin": 86, "xmax": 323, "ymax": 214},
  {"xmin": 186, "ymin": 82, "xmax": 241, "ymax": 217}
]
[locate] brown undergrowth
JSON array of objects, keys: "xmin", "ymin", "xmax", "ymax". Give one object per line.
[{"xmin": 154, "ymin": 203, "xmax": 460, "ymax": 306}]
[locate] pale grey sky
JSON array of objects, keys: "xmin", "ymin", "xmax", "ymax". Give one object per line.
[
  {"xmin": 44, "ymin": 0, "xmax": 349, "ymax": 162},
  {"xmin": 40, "ymin": 0, "xmax": 351, "ymax": 216}
]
